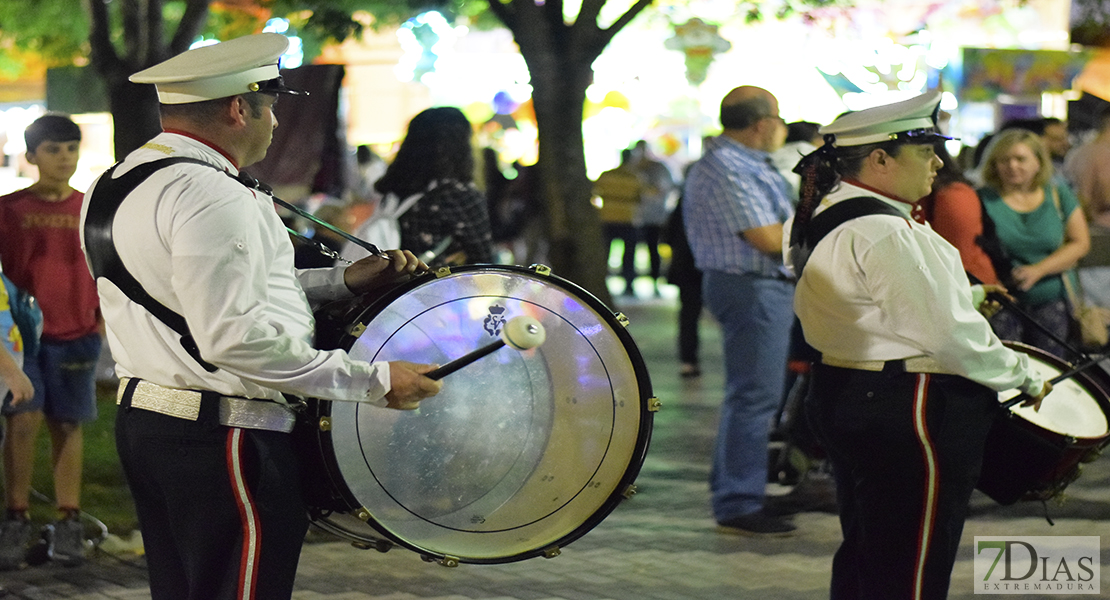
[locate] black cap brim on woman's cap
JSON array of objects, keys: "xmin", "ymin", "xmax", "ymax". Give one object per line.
[
  {"xmin": 130, "ymin": 33, "xmax": 308, "ymax": 104},
  {"xmin": 820, "ymin": 91, "xmax": 954, "ymax": 147}
]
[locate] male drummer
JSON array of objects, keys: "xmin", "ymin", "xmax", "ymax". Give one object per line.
[
  {"xmin": 784, "ymin": 92, "xmax": 1051, "ymax": 600},
  {"xmin": 79, "ymin": 34, "xmax": 442, "ymax": 600}
]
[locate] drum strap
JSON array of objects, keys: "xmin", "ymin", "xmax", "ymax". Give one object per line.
[
  {"xmin": 804, "ymin": 196, "xmax": 905, "ymax": 250},
  {"xmin": 85, "ymin": 156, "xmax": 234, "ymax": 373},
  {"xmin": 794, "ymin": 196, "xmax": 905, "ymax": 275}
]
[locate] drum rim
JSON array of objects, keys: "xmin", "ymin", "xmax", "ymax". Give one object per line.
[
  {"xmin": 309, "ymin": 264, "xmax": 656, "ymax": 564},
  {"xmin": 1001, "ymin": 340, "xmax": 1110, "ymax": 440}
]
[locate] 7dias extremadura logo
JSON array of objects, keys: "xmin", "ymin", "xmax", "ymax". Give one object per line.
[{"xmin": 974, "ymin": 536, "xmax": 1100, "ymax": 594}]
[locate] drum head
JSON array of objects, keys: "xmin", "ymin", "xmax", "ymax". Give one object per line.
[
  {"xmin": 999, "ymin": 343, "xmax": 1110, "ymax": 440},
  {"xmin": 314, "ymin": 265, "xmax": 652, "ymax": 564}
]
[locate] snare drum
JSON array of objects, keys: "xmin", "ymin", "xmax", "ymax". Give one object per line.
[
  {"xmin": 297, "ymin": 264, "xmax": 656, "ymax": 565},
  {"xmin": 976, "ymin": 342, "xmax": 1110, "ymax": 505}
]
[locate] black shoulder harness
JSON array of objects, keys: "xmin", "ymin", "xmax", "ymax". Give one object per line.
[
  {"xmin": 804, "ymin": 196, "xmax": 906, "ymax": 249},
  {"xmin": 84, "ymin": 156, "xmax": 221, "ymax": 372},
  {"xmin": 792, "ymin": 196, "xmax": 907, "ymax": 276}
]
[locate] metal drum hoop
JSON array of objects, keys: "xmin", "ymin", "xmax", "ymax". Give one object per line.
[{"xmin": 299, "ymin": 264, "xmax": 655, "ymax": 565}]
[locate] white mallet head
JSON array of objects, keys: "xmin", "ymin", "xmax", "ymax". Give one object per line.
[{"xmin": 501, "ymin": 315, "xmax": 546, "ymax": 350}]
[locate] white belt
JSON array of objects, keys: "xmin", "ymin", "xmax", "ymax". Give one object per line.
[
  {"xmin": 820, "ymin": 355, "xmax": 949, "ymax": 375},
  {"xmin": 118, "ymin": 378, "xmax": 297, "ymax": 433}
]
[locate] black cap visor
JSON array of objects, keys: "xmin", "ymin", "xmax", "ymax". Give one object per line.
[{"xmin": 255, "ymin": 76, "xmax": 308, "ymax": 97}]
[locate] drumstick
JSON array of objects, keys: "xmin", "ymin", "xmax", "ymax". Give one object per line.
[
  {"xmin": 1000, "ymin": 352, "xmax": 1110, "ymax": 409},
  {"xmin": 425, "ymin": 316, "xmax": 546, "ymax": 380}
]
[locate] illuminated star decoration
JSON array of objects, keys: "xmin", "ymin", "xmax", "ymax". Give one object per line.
[{"xmin": 664, "ymin": 18, "xmax": 732, "ymax": 86}]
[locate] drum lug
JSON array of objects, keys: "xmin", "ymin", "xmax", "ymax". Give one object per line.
[
  {"xmin": 615, "ymin": 313, "xmax": 630, "ymax": 328},
  {"xmin": 542, "ymin": 546, "xmax": 561, "ymax": 559},
  {"xmin": 647, "ymin": 397, "xmax": 662, "ymax": 412},
  {"xmin": 319, "ymin": 416, "xmax": 332, "ymax": 432},
  {"xmin": 346, "ymin": 322, "xmax": 366, "ymax": 338},
  {"xmin": 423, "ymin": 554, "xmax": 460, "ymax": 567},
  {"xmin": 350, "ymin": 539, "xmax": 392, "ymax": 553},
  {"xmin": 433, "ymin": 266, "xmax": 453, "ymax": 278},
  {"xmin": 352, "ymin": 507, "xmax": 371, "ymax": 521},
  {"xmin": 621, "ymin": 484, "xmax": 638, "ymax": 499},
  {"xmin": 529, "ymin": 264, "xmax": 552, "ymax": 276}
]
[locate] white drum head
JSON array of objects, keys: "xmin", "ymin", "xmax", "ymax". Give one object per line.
[
  {"xmin": 999, "ymin": 352, "xmax": 1109, "ymax": 440},
  {"xmin": 322, "ymin": 267, "xmax": 650, "ymax": 563}
]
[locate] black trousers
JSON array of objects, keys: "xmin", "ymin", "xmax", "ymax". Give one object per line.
[
  {"xmin": 116, "ymin": 384, "xmax": 309, "ymax": 600},
  {"xmin": 806, "ymin": 364, "xmax": 997, "ymax": 600}
]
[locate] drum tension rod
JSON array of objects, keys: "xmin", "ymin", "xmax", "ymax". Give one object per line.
[{"xmin": 422, "ymin": 554, "xmax": 460, "ymax": 568}]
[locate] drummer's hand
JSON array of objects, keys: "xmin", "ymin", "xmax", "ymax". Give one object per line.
[
  {"xmin": 1021, "ymin": 381, "xmax": 1053, "ymax": 412},
  {"xmin": 979, "ymin": 284, "xmax": 1012, "ymax": 319},
  {"xmin": 344, "ymin": 250, "xmax": 429, "ymax": 295},
  {"xmin": 384, "ymin": 361, "xmax": 443, "ymax": 410}
]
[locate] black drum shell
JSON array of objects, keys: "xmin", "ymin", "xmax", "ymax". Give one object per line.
[{"xmin": 976, "ymin": 342, "xmax": 1110, "ymax": 505}]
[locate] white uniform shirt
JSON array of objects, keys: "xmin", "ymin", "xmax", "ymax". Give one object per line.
[
  {"xmin": 787, "ymin": 182, "xmax": 1044, "ymax": 396},
  {"xmin": 80, "ymin": 133, "xmax": 390, "ymax": 405}
]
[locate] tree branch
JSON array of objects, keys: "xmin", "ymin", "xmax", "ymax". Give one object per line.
[
  {"xmin": 144, "ymin": 0, "xmax": 164, "ymax": 65},
  {"xmin": 169, "ymin": 0, "xmax": 210, "ymax": 58},
  {"xmin": 485, "ymin": 0, "xmax": 515, "ymax": 30},
  {"xmin": 83, "ymin": 0, "xmax": 123, "ymax": 76},
  {"xmin": 591, "ymin": 0, "xmax": 651, "ymax": 56},
  {"xmin": 120, "ymin": 0, "xmax": 144, "ymax": 64},
  {"xmin": 577, "ymin": 0, "xmax": 605, "ymax": 28}
]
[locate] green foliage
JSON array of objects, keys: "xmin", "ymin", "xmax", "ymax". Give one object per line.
[{"xmin": 0, "ymin": 0, "xmax": 89, "ymax": 70}]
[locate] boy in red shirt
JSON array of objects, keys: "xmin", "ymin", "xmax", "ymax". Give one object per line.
[{"xmin": 0, "ymin": 114, "xmax": 102, "ymax": 570}]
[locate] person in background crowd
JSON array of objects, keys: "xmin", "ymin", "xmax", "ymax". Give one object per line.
[
  {"xmin": 0, "ymin": 114, "xmax": 102, "ymax": 571},
  {"xmin": 0, "ymin": 264, "xmax": 31, "ymax": 597},
  {"xmin": 663, "ymin": 190, "xmax": 702, "ymax": 378},
  {"xmin": 1041, "ymin": 117, "xmax": 1072, "ymax": 174},
  {"xmin": 977, "ymin": 128, "xmax": 1090, "ymax": 357},
  {"xmin": 786, "ymin": 91, "xmax": 1051, "ymax": 600},
  {"xmin": 771, "ymin": 121, "xmax": 823, "ymax": 203},
  {"xmin": 1063, "ymin": 107, "xmax": 1110, "ymax": 309},
  {"xmin": 594, "ymin": 149, "xmax": 644, "ymax": 297},
  {"xmin": 373, "ymin": 107, "xmax": 494, "ymax": 267},
  {"xmin": 81, "ymin": 34, "xmax": 442, "ymax": 600},
  {"xmin": 684, "ymin": 85, "xmax": 796, "ymax": 535},
  {"xmin": 630, "ymin": 140, "xmax": 678, "ymax": 297},
  {"xmin": 917, "ymin": 141, "xmax": 1000, "ymax": 285}
]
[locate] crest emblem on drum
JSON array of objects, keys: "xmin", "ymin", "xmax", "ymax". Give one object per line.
[{"xmin": 483, "ymin": 305, "xmax": 507, "ymax": 337}]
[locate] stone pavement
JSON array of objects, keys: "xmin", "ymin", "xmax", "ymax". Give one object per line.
[{"xmin": 4, "ymin": 287, "xmax": 1110, "ymax": 599}]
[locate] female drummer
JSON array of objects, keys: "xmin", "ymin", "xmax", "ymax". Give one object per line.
[{"xmin": 785, "ymin": 92, "xmax": 1051, "ymax": 600}]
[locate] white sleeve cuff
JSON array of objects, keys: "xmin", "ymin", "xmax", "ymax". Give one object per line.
[
  {"xmin": 296, "ymin": 267, "xmax": 353, "ymax": 304},
  {"xmin": 360, "ymin": 361, "xmax": 391, "ymax": 407}
]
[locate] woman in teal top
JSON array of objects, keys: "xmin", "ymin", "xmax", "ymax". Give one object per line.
[{"xmin": 978, "ymin": 128, "xmax": 1090, "ymax": 357}]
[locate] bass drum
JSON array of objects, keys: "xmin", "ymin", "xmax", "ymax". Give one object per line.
[
  {"xmin": 299, "ymin": 264, "xmax": 656, "ymax": 565},
  {"xmin": 977, "ymin": 341, "xmax": 1110, "ymax": 505}
]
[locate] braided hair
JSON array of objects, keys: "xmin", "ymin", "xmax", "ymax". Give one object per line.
[
  {"xmin": 788, "ymin": 136, "xmax": 907, "ymax": 274},
  {"xmin": 788, "ymin": 134, "xmax": 840, "ymax": 274}
]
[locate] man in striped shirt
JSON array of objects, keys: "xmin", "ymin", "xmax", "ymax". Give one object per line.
[{"xmin": 683, "ymin": 85, "xmax": 795, "ymax": 535}]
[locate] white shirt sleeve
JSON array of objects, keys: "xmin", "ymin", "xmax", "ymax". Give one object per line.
[{"xmin": 857, "ymin": 227, "xmax": 1045, "ymax": 396}]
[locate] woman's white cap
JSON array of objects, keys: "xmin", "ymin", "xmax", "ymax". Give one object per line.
[{"xmin": 820, "ymin": 91, "xmax": 951, "ymax": 147}]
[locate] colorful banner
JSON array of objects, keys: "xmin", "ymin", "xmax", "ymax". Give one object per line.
[{"xmin": 960, "ymin": 48, "xmax": 1090, "ymax": 102}]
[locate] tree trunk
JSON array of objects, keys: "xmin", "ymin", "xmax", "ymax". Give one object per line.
[
  {"xmin": 105, "ymin": 74, "xmax": 162, "ymax": 160},
  {"xmin": 523, "ymin": 50, "xmax": 613, "ymax": 307}
]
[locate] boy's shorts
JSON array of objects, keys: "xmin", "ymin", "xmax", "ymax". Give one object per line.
[{"xmin": 2, "ymin": 333, "xmax": 102, "ymax": 423}]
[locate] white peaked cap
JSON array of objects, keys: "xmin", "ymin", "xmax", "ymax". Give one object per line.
[
  {"xmin": 130, "ymin": 33, "xmax": 303, "ymax": 104},
  {"xmin": 820, "ymin": 91, "xmax": 949, "ymax": 147}
]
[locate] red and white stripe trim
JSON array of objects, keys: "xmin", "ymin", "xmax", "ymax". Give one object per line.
[
  {"xmin": 226, "ymin": 429, "xmax": 261, "ymax": 600},
  {"xmin": 910, "ymin": 374, "xmax": 939, "ymax": 600}
]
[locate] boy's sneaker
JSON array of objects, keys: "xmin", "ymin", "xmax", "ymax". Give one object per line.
[
  {"xmin": 0, "ymin": 518, "xmax": 33, "ymax": 570},
  {"xmin": 44, "ymin": 517, "xmax": 88, "ymax": 567}
]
